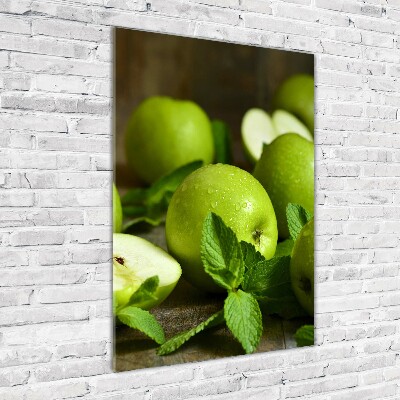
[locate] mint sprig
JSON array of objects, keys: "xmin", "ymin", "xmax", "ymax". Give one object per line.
[
  {"xmin": 157, "ymin": 310, "xmax": 224, "ymax": 356},
  {"xmin": 157, "ymin": 204, "xmax": 313, "ymax": 355},
  {"xmin": 294, "ymin": 324, "xmax": 314, "ymax": 347},
  {"xmin": 122, "ymin": 161, "xmax": 203, "ymax": 229},
  {"xmin": 224, "ymin": 290, "xmax": 262, "ymax": 354},
  {"xmin": 286, "ymin": 203, "xmax": 313, "ymax": 242},
  {"xmin": 115, "ymin": 276, "xmax": 166, "ymax": 344},
  {"xmin": 201, "ymin": 213, "xmax": 244, "ymax": 290}
]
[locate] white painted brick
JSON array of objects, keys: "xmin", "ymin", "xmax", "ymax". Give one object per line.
[
  {"xmin": 284, "ymin": 374, "xmax": 358, "ymax": 397},
  {"xmin": 0, "ymin": 367, "xmax": 30, "ymax": 387},
  {"xmin": 0, "ymin": 112, "xmax": 67, "ymax": 132},
  {"xmin": 152, "ymin": 0, "xmax": 240, "ymax": 25},
  {"xmin": 38, "ymin": 189, "xmax": 110, "ymax": 207},
  {"xmin": 0, "ymin": 303, "xmax": 89, "ymax": 326},
  {"xmin": 37, "ymin": 135, "xmax": 110, "ymax": 153},
  {"xmin": 24, "ymin": 380, "xmax": 90, "ymax": 400},
  {"xmin": 30, "ymin": 1, "xmax": 94, "ymax": 23},
  {"xmin": 0, "ymin": 0, "xmax": 30, "ymax": 14},
  {"xmin": 76, "ymin": 117, "xmax": 110, "ymax": 135},
  {"xmin": 0, "ymin": 33, "xmax": 93, "ymax": 59},
  {"xmin": 329, "ymin": 382, "xmax": 396, "ymax": 400},
  {"xmin": 32, "ymin": 18, "xmax": 110, "ymax": 43},
  {"xmin": 9, "ymin": 229, "xmax": 65, "ymax": 246},
  {"xmin": 12, "ymin": 52, "xmax": 110, "ymax": 78},
  {"xmin": 0, "ymin": 288, "xmax": 32, "ymax": 308},
  {"xmin": 1, "ymin": 266, "xmax": 88, "ymax": 287},
  {"xmin": 56, "ymin": 340, "xmax": 107, "ymax": 359},
  {"xmin": 33, "ymin": 358, "xmax": 110, "ymax": 382},
  {"xmin": 240, "ymin": 0, "xmax": 272, "ymax": 14},
  {"xmin": 0, "ymin": 15, "xmax": 31, "ymax": 35}
]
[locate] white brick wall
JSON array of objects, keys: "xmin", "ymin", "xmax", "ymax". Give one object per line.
[{"xmin": 0, "ymin": 0, "xmax": 399, "ymax": 398}]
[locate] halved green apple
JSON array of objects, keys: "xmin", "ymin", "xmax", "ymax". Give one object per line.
[
  {"xmin": 241, "ymin": 108, "xmax": 278, "ymax": 164},
  {"xmin": 241, "ymin": 108, "xmax": 313, "ymax": 164},
  {"xmin": 113, "ymin": 233, "xmax": 181, "ymax": 311},
  {"xmin": 272, "ymin": 110, "xmax": 313, "ymax": 142}
]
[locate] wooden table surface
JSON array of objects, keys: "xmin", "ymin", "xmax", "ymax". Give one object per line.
[{"xmin": 114, "ymin": 224, "xmax": 311, "ymax": 372}]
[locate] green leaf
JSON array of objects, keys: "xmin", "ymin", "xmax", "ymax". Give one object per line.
[
  {"xmin": 286, "ymin": 203, "xmax": 313, "ymax": 242},
  {"xmin": 211, "ymin": 119, "xmax": 233, "ymax": 164},
  {"xmin": 121, "ymin": 188, "xmax": 148, "ymax": 207},
  {"xmin": 117, "ymin": 306, "xmax": 165, "ymax": 345},
  {"xmin": 146, "ymin": 160, "xmax": 203, "ymax": 205},
  {"xmin": 122, "ymin": 205, "xmax": 148, "ymax": 217},
  {"xmin": 121, "ymin": 161, "xmax": 202, "ymax": 228},
  {"xmin": 240, "ymin": 241, "xmax": 265, "ymax": 271},
  {"xmin": 258, "ymin": 295, "xmax": 308, "ymax": 319},
  {"xmin": 128, "ymin": 276, "xmax": 159, "ymax": 307},
  {"xmin": 294, "ymin": 325, "xmax": 314, "ymax": 347},
  {"xmin": 157, "ymin": 310, "xmax": 224, "ymax": 356},
  {"xmin": 201, "ymin": 212, "xmax": 245, "ymax": 290},
  {"xmin": 244, "ymin": 255, "xmax": 307, "ymax": 319},
  {"xmin": 242, "ymin": 256, "xmax": 291, "ymax": 296},
  {"xmin": 224, "ymin": 290, "xmax": 262, "ymax": 354},
  {"xmin": 275, "ymin": 239, "xmax": 294, "ymax": 258}
]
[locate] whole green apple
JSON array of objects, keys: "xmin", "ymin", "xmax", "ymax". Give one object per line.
[
  {"xmin": 273, "ymin": 74, "xmax": 314, "ymax": 133},
  {"xmin": 253, "ymin": 133, "xmax": 314, "ymax": 239},
  {"xmin": 113, "ymin": 233, "xmax": 181, "ymax": 311},
  {"xmin": 125, "ymin": 96, "xmax": 214, "ymax": 184},
  {"xmin": 290, "ymin": 218, "xmax": 314, "ymax": 316},
  {"xmin": 113, "ymin": 183, "xmax": 123, "ymax": 233},
  {"xmin": 165, "ymin": 164, "xmax": 278, "ymax": 292}
]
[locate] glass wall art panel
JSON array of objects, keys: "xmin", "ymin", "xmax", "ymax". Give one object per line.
[{"xmin": 113, "ymin": 28, "xmax": 315, "ymax": 372}]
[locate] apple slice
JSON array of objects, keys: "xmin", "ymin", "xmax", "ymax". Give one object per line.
[
  {"xmin": 113, "ymin": 233, "xmax": 181, "ymax": 311},
  {"xmin": 272, "ymin": 110, "xmax": 313, "ymax": 142},
  {"xmin": 241, "ymin": 108, "xmax": 278, "ymax": 164}
]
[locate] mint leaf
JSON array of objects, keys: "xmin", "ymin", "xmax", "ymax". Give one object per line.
[
  {"xmin": 121, "ymin": 161, "xmax": 202, "ymax": 228},
  {"xmin": 201, "ymin": 213, "xmax": 245, "ymax": 290},
  {"xmin": 211, "ymin": 119, "xmax": 232, "ymax": 164},
  {"xmin": 294, "ymin": 325, "xmax": 314, "ymax": 347},
  {"xmin": 275, "ymin": 239, "xmax": 294, "ymax": 258},
  {"xmin": 128, "ymin": 276, "xmax": 159, "ymax": 307},
  {"xmin": 242, "ymin": 256, "xmax": 291, "ymax": 296},
  {"xmin": 286, "ymin": 203, "xmax": 313, "ymax": 242},
  {"xmin": 258, "ymin": 296, "xmax": 307, "ymax": 319},
  {"xmin": 146, "ymin": 160, "xmax": 203, "ymax": 205},
  {"xmin": 121, "ymin": 188, "xmax": 148, "ymax": 207},
  {"xmin": 240, "ymin": 241, "xmax": 264, "ymax": 271},
  {"xmin": 157, "ymin": 310, "xmax": 224, "ymax": 356},
  {"xmin": 224, "ymin": 290, "xmax": 262, "ymax": 354},
  {"xmin": 244, "ymin": 255, "xmax": 307, "ymax": 319},
  {"xmin": 117, "ymin": 306, "xmax": 165, "ymax": 345}
]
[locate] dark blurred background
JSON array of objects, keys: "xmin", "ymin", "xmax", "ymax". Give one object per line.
[{"xmin": 115, "ymin": 28, "xmax": 314, "ymax": 188}]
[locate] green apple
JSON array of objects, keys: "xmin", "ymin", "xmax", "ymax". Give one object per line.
[
  {"xmin": 273, "ymin": 74, "xmax": 314, "ymax": 133},
  {"xmin": 165, "ymin": 164, "xmax": 278, "ymax": 293},
  {"xmin": 125, "ymin": 96, "xmax": 214, "ymax": 184},
  {"xmin": 241, "ymin": 108, "xmax": 278, "ymax": 163},
  {"xmin": 272, "ymin": 110, "xmax": 313, "ymax": 142},
  {"xmin": 113, "ymin": 233, "xmax": 181, "ymax": 311},
  {"xmin": 290, "ymin": 218, "xmax": 314, "ymax": 316},
  {"xmin": 113, "ymin": 183, "xmax": 123, "ymax": 233},
  {"xmin": 241, "ymin": 108, "xmax": 312, "ymax": 164},
  {"xmin": 253, "ymin": 133, "xmax": 314, "ymax": 239}
]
